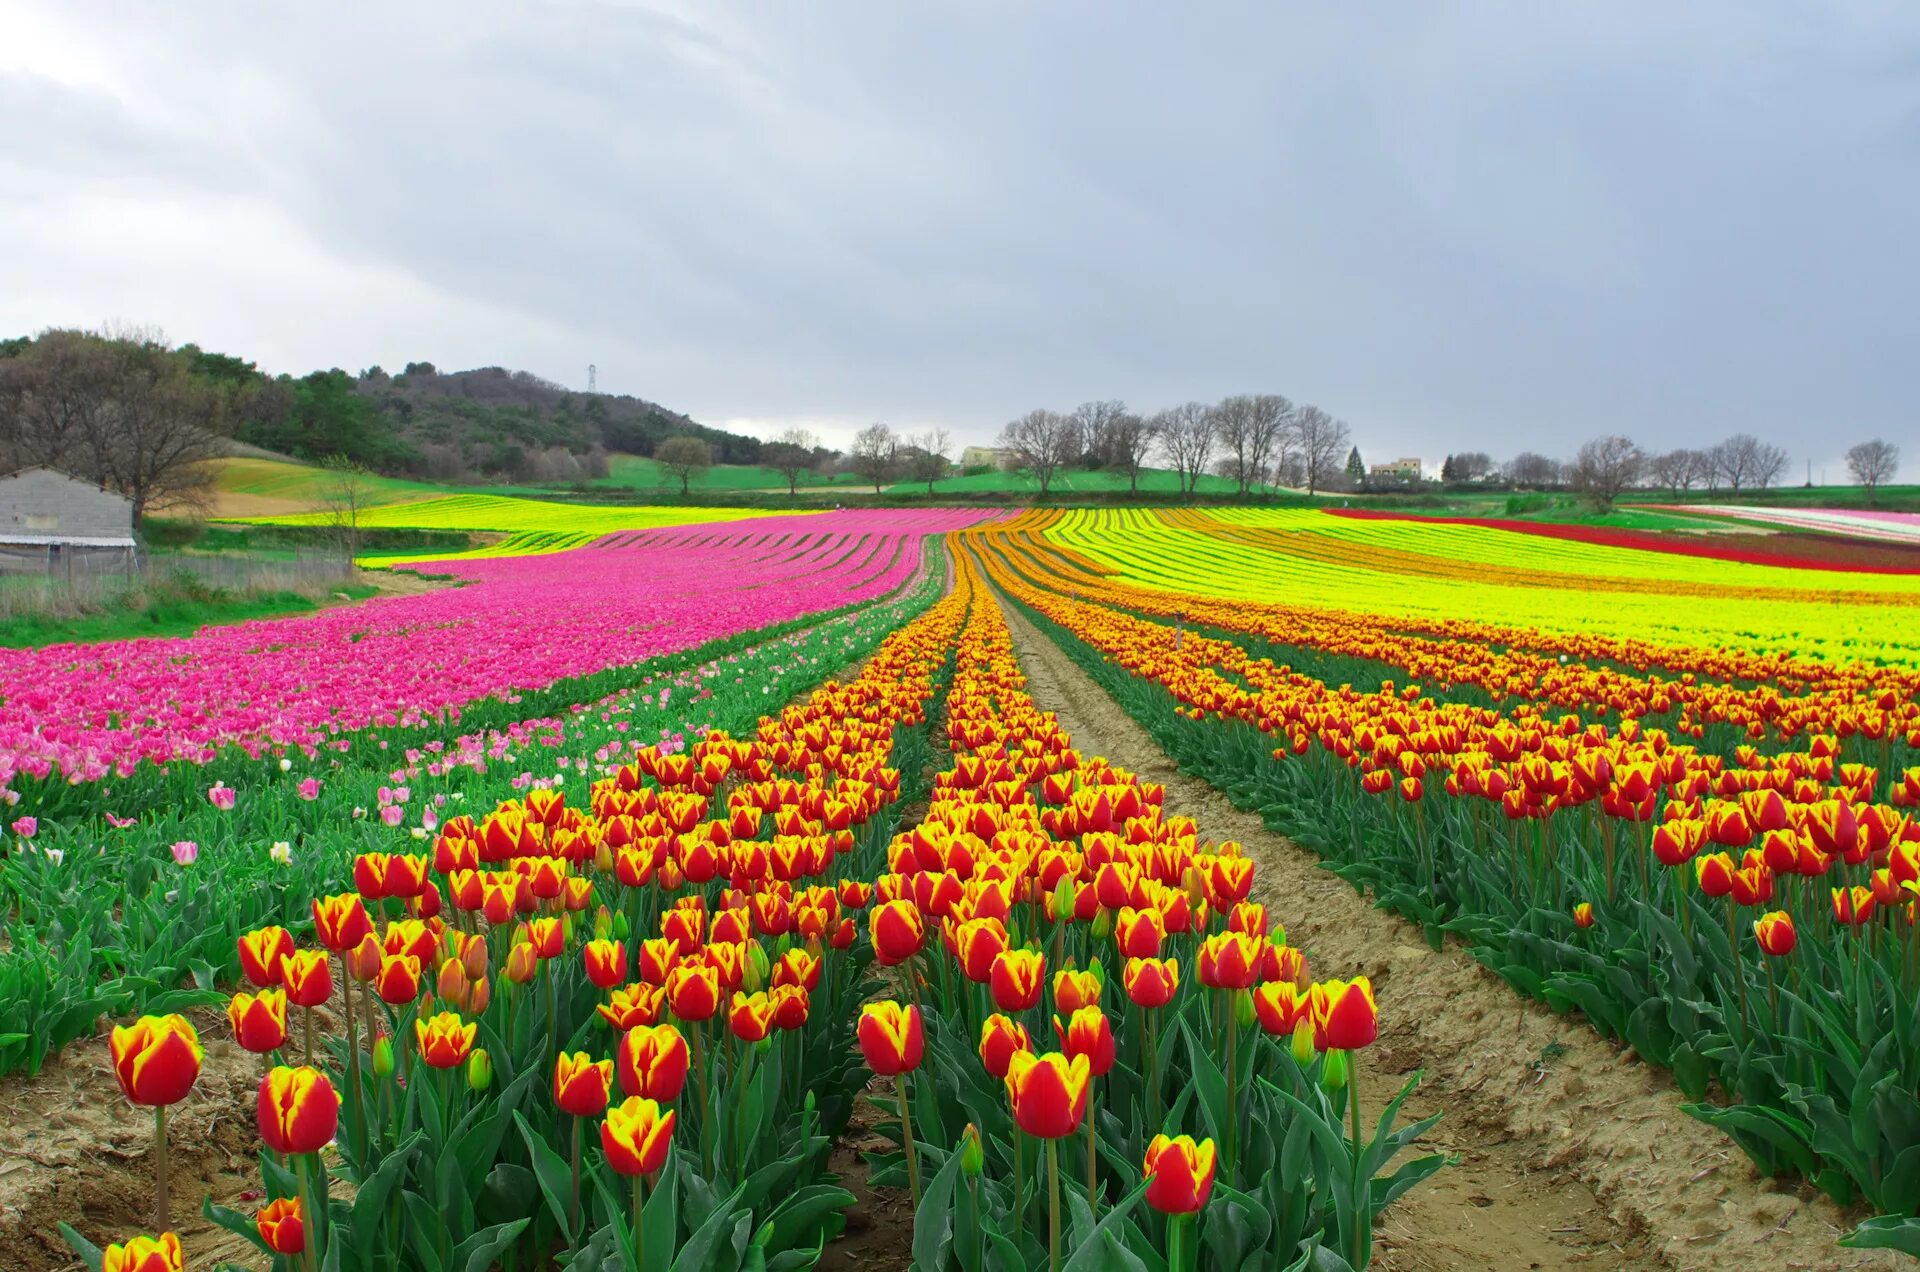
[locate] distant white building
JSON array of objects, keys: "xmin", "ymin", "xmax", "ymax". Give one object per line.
[
  {"xmin": 0, "ymin": 466, "xmax": 137, "ymax": 578},
  {"xmin": 961, "ymin": 446, "xmax": 1018, "ymax": 472},
  {"xmin": 1368, "ymin": 456, "xmax": 1423, "ymax": 480}
]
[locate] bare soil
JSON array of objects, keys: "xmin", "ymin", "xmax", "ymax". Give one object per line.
[
  {"xmin": 998, "ymin": 595, "xmax": 1897, "ymax": 1272},
  {"xmin": 0, "ymin": 1002, "xmax": 311, "ymax": 1272}
]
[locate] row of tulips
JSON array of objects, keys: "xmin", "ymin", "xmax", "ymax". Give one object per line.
[
  {"xmin": 1, "ymin": 560, "xmax": 948, "ymax": 1079},
  {"xmin": 844, "ymin": 551, "xmax": 1441, "ymax": 1270},
  {"xmin": 967, "ymin": 537, "xmax": 1920, "ymax": 1256},
  {"xmin": 0, "ymin": 510, "xmax": 991, "ymax": 789},
  {"xmin": 62, "ymin": 581, "xmax": 976, "ymax": 1270},
  {"xmin": 1006, "ymin": 508, "xmax": 1920, "ymax": 756}
]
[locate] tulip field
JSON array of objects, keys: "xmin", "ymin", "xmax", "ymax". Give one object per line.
[{"xmin": 8, "ymin": 503, "xmax": 1920, "ymax": 1269}]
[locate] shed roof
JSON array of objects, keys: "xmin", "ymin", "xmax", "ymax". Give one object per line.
[
  {"xmin": 0, "ymin": 466, "xmax": 134, "ymax": 503},
  {"xmin": 0, "ymin": 534, "xmax": 137, "ymax": 548}
]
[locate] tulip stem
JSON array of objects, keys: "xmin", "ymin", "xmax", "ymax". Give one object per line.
[
  {"xmin": 1144, "ymin": 1004, "xmax": 1160, "ymax": 1131},
  {"xmin": 153, "ymin": 1102, "xmax": 169, "ymax": 1234},
  {"xmin": 570, "ymin": 1114, "xmax": 584, "ymax": 1237},
  {"xmin": 1726, "ymin": 907, "xmax": 1750, "ymax": 1044},
  {"xmin": 546, "ymin": 971, "xmax": 559, "ymax": 1070},
  {"xmin": 632, "ymin": 1171, "xmax": 647, "ymax": 1272},
  {"xmin": 1046, "ymin": 1138, "xmax": 1061, "ymax": 1272},
  {"xmin": 1085, "ymin": 1086, "xmax": 1097, "ymax": 1213},
  {"xmin": 304, "ymin": 1005, "xmax": 316, "ymax": 1066},
  {"xmin": 343, "ymin": 960, "xmax": 365, "ymax": 1156},
  {"xmin": 897, "ymin": 1073, "xmax": 922, "ymax": 1208},
  {"xmin": 1167, "ymin": 1210, "xmax": 1189, "ymax": 1272},
  {"xmin": 692, "ymin": 1022, "xmax": 713, "ymax": 1176},
  {"xmin": 1349, "ymin": 1059, "xmax": 1365, "ymax": 1270},
  {"xmin": 1013, "ymin": 1128, "xmax": 1025, "ymax": 1231},
  {"xmin": 1224, "ymin": 1003, "xmax": 1237, "ymax": 1179}
]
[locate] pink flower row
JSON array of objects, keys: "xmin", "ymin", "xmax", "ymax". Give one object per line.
[{"xmin": 0, "ymin": 509, "xmax": 999, "ymax": 784}]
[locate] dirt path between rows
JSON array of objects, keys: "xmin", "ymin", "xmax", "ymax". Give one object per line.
[{"xmin": 998, "ymin": 596, "xmax": 1895, "ymax": 1272}]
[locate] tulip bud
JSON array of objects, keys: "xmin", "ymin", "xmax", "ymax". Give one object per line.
[
  {"xmin": 372, "ymin": 1036, "xmax": 395, "ymax": 1080},
  {"xmin": 960, "ymin": 1123, "xmax": 984, "ymax": 1177},
  {"xmin": 506, "ymin": 941, "xmax": 537, "ymax": 985},
  {"xmin": 745, "ymin": 942, "xmax": 771, "ymax": 992},
  {"xmin": 612, "ymin": 909, "xmax": 631, "ymax": 941},
  {"xmin": 1045, "ymin": 877, "xmax": 1069, "ymax": 924},
  {"xmin": 1319, "ymin": 1047, "xmax": 1349, "ymax": 1091},
  {"xmin": 1269, "ymin": 922, "xmax": 1287, "ymax": 947},
  {"xmin": 594, "ymin": 905, "xmax": 614, "ymax": 940},
  {"xmin": 1289, "ymin": 1019, "xmax": 1315, "ymax": 1065},
  {"xmin": 1234, "ymin": 989, "xmax": 1256, "ymax": 1029},
  {"xmin": 1091, "ymin": 908, "xmax": 1112, "ymax": 939},
  {"xmin": 467, "ymin": 1048, "xmax": 493, "ymax": 1092}
]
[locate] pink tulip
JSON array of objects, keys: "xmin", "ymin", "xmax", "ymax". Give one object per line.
[
  {"xmin": 170, "ymin": 840, "xmax": 199, "ymax": 866},
  {"xmin": 298, "ymin": 778, "xmax": 322, "ymax": 801},
  {"xmin": 0, "ymin": 512, "xmax": 997, "ymax": 786},
  {"xmin": 208, "ymin": 784, "xmax": 236, "ymax": 810},
  {"xmin": 10, "ymin": 815, "xmax": 36, "ymax": 839}
]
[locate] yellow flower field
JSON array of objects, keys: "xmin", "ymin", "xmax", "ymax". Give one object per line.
[{"xmin": 1044, "ymin": 508, "xmax": 1920, "ymax": 667}]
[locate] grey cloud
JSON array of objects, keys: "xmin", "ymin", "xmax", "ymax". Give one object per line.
[{"xmin": 2, "ymin": 1, "xmax": 1917, "ymax": 475}]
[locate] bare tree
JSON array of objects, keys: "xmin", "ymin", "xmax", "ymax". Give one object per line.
[
  {"xmin": 1070, "ymin": 400, "xmax": 1127, "ymax": 469},
  {"xmin": 1246, "ymin": 394, "xmax": 1292, "ymax": 497},
  {"xmin": 1507, "ymin": 452, "xmax": 1563, "ymax": 487},
  {"xmin": 1213, "ymin": 396, "xmax": 1258, "ymax": 495},
  {"xmin": 1155, "ymin": 402, "xmax": 1215, "ymax": 497},
  {"xmin": 999, "ymin": 409, "xmax": 1080, "ymax": 496},
  {"xmin": 1450, "ymin": 451, "xmax": 1495, "ymax": 483},
  {"xmin": 319, "ymin": 454, "xmax": 376, "ymax": 566},
  {"xmin": 655, "ymin": 435, "xmax": 712, "ymax": 495},
  {"xmin": 1274, "ymin": 452, "xmax": 1307, "ymax": 488},
  {"xmin": 1570, "ymin": 435, "xmax": 1644, "ymax": 511},
  {"xmin": 1105, "ymin": 411, "xmax": 1158, "ymax": 494},
  {"xmin": 1846, "ymin": 439, "xmax": 1900, "ymax": 503},
  {"xmin": 1292, "ymin": 406, "xmax": 1349, "ymax": 495},
  {"xmin": 849, "ymin": 422, "xmax": 899, "ymax": 493},
  {"xmin": 1688, "ymin": 448, "xmax": 1719, "ymax": 492},
  {"xmin": 0, "ymin": 328, "xmax": 231, "ymax": 523},
  {"xmin": 1214, "ymin": 394, "xmax": 1292, "ymax": 497},
  {"xmin": 1708, "ymin": 434, "xmax": 1786, "ymax": 492},
  {"xmin": 762, "ymin": 427, "xmax": 820, "ymax": 496},
  {"xmin": 904, "ymin": 427, "xmax": 952, "ymax": 495},
  {"xmin": 1646, "ymin": 449, "xmax": 1696, "ymax": 493}
]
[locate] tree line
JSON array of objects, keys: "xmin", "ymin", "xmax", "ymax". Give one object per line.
[
  {"xmin": 1547, "ymin": 434, "xmax": 1903, "ymax": 510},
  {"xmin": 988, "ymin": 397, "xmax": 1357, "ymax": 496},
  {"xmin": 0, "ymin": 327, "xmax": 775, "ymax": 505}
]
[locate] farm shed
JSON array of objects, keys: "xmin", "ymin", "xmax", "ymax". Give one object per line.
[{"xmin": 0, "ymin": 466, "xmax": 137, "ymax": 580}]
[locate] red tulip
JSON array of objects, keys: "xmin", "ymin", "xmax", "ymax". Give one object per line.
[
  {"xmin": 258, "ymin": 1065, "xmax": 339, "ymax": 1154},
  {"xmin": 1143, "ymin": 1134, "xmax": 1217, "ymax": 1214},
  {"xmin": 255, "ymin": 1197, "xmax": 306, "ymax": 1255},
  {"xmin": 110, "ymin": 1015, "xmax": 202, "ymax": 1107},
  {"xmin": 857, "ymin": 1001, "xmax": 924, "ymax": 1076},
  {"xmin": 1004, "ymin": 1050, "xmax": 1090, "ymax": 1139},
  {"xmin": 601, "ymin": 1096, "xmax": 674, "ymax": 1177},
  {"xmin": 618, "ymin": 1023, "xmax": 691, "ymax": 1101},
  {"xmin": 978, "ymin": 1012, "xmax": 1032, "ymax": 1079},
  {"xmin": 554, "ymin": 1051, "xmax": 614, "ymax": 1118},
  {"xmin": 238, "ymin": 926, "xmax": 294, "ymax": 989},
  {"xmin": 1054, "ymin": 1006, "xmax": 1115, "ymax": 1077},
  {"xmin": 1309, "ymin": 976, "xmax": 1378, "ymax": 1051}
]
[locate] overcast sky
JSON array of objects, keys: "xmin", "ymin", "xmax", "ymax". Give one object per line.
[{"xmin": 2, "ymin": 1, "xmax": 1915, "ymax": 478}]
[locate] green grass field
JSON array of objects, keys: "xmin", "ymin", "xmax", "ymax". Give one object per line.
[
  {"xmin": 0, "ymin": 576, "xmax": 381, "ymax": 648},
  {"xmin": 882, "ymin": 466, "xmax": 1242, "ymax": 496},
  {"xmin": 596, "ymin": 454, "xmax": 863, "ymax": 492},
  {"xmin": 213, "ymin": 457, "xmax": 446, "ymax": 504}
]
